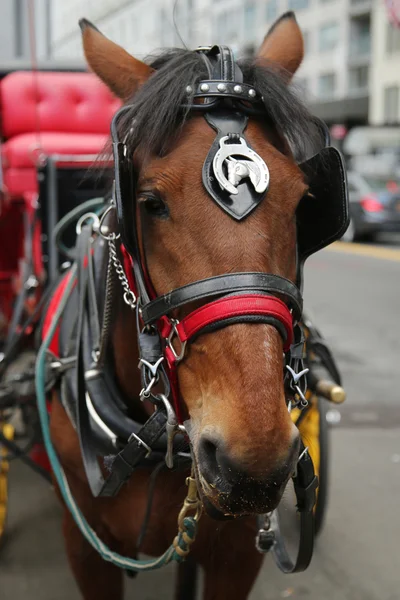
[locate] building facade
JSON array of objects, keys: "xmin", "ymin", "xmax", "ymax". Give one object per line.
[
  {"xmin": 370, "ymin": 0, "xmax": 400, "ymax": 124},
  {"xmin": 50, "ymin": 0, "xmax": 400, "ymax": 126},
  {"xmin": 0, "ymin": 0, "xmax": 52, "ymax": 69}
]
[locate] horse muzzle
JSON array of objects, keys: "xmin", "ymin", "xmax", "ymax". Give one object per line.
[{"xmin": 195, "ymin": 434, "xmax": 300, "ymax": 518}]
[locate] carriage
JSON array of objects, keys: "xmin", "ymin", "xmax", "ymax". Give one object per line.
[
  {"xmin": 0, "ymin": 14, "xmax": 349, "ymax": 599},
  {"xmin": 0, "ymin": 65, "xmax": 118, "ymax": 539}
]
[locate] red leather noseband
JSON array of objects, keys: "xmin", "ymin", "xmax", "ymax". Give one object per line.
[{"xmin": 161, "ymin": 293, "xmax": 293, "ymax": 358}]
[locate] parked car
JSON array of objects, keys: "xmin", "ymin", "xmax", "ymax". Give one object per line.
[{"xmin": 342, "ymin": 172, "xmax": 400, "ymax": 242}]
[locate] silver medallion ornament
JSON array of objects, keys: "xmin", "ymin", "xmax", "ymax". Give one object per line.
[{"xmin": 213, "ymin": 136, "xmax": 270, "ymax": 196}]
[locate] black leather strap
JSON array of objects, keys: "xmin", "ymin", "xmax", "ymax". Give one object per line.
[
  {"xmin": 75, "ymin": 227, "xmax": 106, "ymax": 497},
  {"xmin": 86, "ymin": 239, "xmax": 101, "ymax": 355},
  {"xmin": 257, "ymin": 441, "xmax": 317, "ymax": 574},
  {"xmin": 193, "ymin": 81, "xmax": 260, "ymax": 104},
  {"xmin": 207, "ymin": 45, "xmax": 236, "ymax": 81},
  {"xmin": 190, "ymin": 314, "xmax": 288, "ymax": 345},
  {"xmin": 100, "ymin": 409, "xmax": 168, "ymax": 497},
  {"xmin": 204, "ymin": 110, "xmax": 248, "ymax": 136},
  {"xmin": 111, "ymin": 108, "xmax": 150, "ymax": 304},
  {"xmin": 141, "ymin": 272, "xmax": 303, "ymax": 325},
  {"xmin": 270, "ymin": 444, "xmax": 317, "ymax": 573},
  {"xmin": 218, "ymin": 46, "xmax": 235, "ymax": 81}
]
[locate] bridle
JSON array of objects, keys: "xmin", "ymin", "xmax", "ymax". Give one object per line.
[{"xmin": 109, "ymin": 45, "xmax": 311, "ymax": 427}]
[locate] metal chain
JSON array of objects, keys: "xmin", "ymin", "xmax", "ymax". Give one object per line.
[{"xmin": 107, "ymin": 233, "xmax": 137, "ymax": 310}]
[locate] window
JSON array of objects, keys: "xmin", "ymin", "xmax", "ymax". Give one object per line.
[
  {"xmin": 349, "ymin": 66, "xmax": 369, "ymax": 92},
  {"xmin": 288, "ymin": 0, "xmax": 309, "ymax": 9},
  {"xmin": 319, "ymin": 22, "xmax": 339, "ymax": 51},
  {"xmin": 266, "ymin": 0, "xmax": 278, "ymax": 22},
  {"xmin": 318, "ymin": 73, "xmax": 336, "ymax": 98},
  {"xmin": 384, "ymin": 86, "xmax": 399, "ymax": 123},
  {"xmin": 244, "ymin": 2, "xmax": 256, "ymax": 37},
  {"xmin": 350, "ymin": 17, "xmax": 370, "ymax": 55},
  {"xmin": 387, "ymin": 22, "xmax": 400, "ymax": 54},
  {"xmin": 303, "ymin": 30, "xmax": 310, "ymax": 54}
]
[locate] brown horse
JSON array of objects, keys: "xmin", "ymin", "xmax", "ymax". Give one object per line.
[{"xmin": 49, "ymin": 13, "xmax": 318, "ymax": 600}]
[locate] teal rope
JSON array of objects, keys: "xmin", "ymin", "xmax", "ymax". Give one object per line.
[
  {"xmin": 172, "ymin": 517, "xmax": 198, "ymax": 562},
  {"xmin": 35, "ymin": 264, "xmax": 196, "ymax": 571},
  {"xmin": 53, "ymin": 197, "xmax": 106, "ymax": 260}
]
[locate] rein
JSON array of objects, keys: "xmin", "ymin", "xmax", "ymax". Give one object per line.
[{"xmin": 35, "ymin": 281, "xmax": 201, "ymax": 571}]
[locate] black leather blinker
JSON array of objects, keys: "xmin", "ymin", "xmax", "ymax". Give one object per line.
[{"xmin": 111, "ymin": 107, "xmax": 150, "ymax": 303}]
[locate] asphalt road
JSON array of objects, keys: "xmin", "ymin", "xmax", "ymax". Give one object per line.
[{"xmin": 1, "ymin": 238, "xmax": 400, "ymax": 600}]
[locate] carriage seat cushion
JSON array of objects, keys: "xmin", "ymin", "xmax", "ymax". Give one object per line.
[
  {"xmin": 0, "ymin": 71, "xmax": 120, "ymax": 198},
  {"xmin": 2, "ymin": 132, "xmax": 109, "ymax": 169},
  {"xmin": 1, "ymin": 71, "xmax": 120, "ymax": 138}
]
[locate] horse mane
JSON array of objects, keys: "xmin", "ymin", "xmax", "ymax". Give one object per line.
[{"xmin": 117, "ymin": 48, "xmax": 323, "ymax": 162}]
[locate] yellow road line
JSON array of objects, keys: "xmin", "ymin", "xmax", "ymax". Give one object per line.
[{"xmin": 326, "ymin": 242, "xmax": 400, "ymax": 263}]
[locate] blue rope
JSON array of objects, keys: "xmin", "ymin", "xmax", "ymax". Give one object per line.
[
  {"xmin": 172, "ymin": 517, "xmax": 198, "ymax": 562},
  {"xmin": 35, "ymin": 264, "xmax": 196, "ymax": 572}
]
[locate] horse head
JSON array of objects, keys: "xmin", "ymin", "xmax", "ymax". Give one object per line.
[{"xmin": 80, "ymin": 14, "xmax": 315, "ymax": 518}]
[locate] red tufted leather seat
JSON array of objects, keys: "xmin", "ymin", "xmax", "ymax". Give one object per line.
[{"xmin": 1, "ymin": 71, "xmax": 120, "ymax": 198}]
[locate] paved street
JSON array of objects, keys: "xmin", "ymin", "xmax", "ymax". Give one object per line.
[{"xmin": 1, "ymin": 239, "xmax": 400, "ymax": 600}]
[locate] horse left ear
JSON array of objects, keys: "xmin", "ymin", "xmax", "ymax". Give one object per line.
[
  {"xmin": 257, "ymin": 12, "xmax": 304, "ymax": 81},
  {"xmin": 79, "ymin": 18, "xmax": 154, "ymax": 100}
]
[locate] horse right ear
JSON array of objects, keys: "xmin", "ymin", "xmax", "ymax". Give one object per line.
[
  {"xmin": 79, "ymin": 18, "xmax": 153, "ymax": 100},
  {"xmin": 257, "ymin": 12, "xmax": 304, "ymax": 81}
]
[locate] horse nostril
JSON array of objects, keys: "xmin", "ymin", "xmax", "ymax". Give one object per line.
[{"xmin": 198, "ymin": 437, "xmax": 220, "ymax": 484}]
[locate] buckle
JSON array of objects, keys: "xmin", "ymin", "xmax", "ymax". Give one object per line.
[
  {"xmin": 285, "ymin": 364, "xmax": 309, "ymax": 409},
  {"xmin": 128, "ymin": 432, "xmax": 152, "ymax": 458},
  {"xmin": 256, "ymin": 529, "xmax": 275, "ymax": 553},
  {"xmin": 157, "ymin": 394, "xmax": 186, "ymax": 469},
  {"xmin": 256, "ymin": 514, "xmax": 275, "ymax": 554},
  {"xmin": 166, "ymin": 319, "xmax": 187, "ymax": 363},
  {"xmin": 138, "ymin": 356, "xmax": 164, "ymax": 400}
]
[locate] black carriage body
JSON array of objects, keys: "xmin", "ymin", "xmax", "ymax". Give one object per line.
[{"xmin": 37, "ymin": 159, "xmax": 112, "ymax": 281}]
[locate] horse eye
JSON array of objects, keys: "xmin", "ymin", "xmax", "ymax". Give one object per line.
[{"xmin": 142, "ymin": 196, "xmax": 169, "ymax": 218}]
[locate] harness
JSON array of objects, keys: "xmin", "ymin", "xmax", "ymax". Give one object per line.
[{"xmin": 37, "ymin": 45, "xmax": 349, "ymax": 575}]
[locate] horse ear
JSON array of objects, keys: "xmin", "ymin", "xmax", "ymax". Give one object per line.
[
  {"xmin": 79, "ymin": 18, "xmax": 153, "ymax": 100},
  {"xmin": 257, "ymin": 12, "xmax": 304, "ymax": 81}
]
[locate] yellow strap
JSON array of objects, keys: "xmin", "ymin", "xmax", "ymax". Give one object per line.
[
  {"xmin": 292, "ymin": 396, "xmax": 321, "ymax": 507},
  {"xmin": 0, "ymin": 421, "xmax": 14, "ymax": 539}
]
